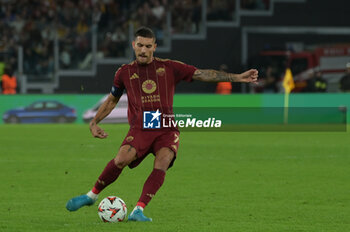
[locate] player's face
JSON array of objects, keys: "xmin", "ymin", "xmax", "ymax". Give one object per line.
[{"xmin": 132, "ymin": 36, "xmax": 157, "ymax": 65}]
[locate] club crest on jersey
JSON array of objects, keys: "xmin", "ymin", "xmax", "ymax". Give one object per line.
[
  {"xmin": 143, "ymin": 110, "xmax": 162, "ymax": 129},
  {"xmin": 156, "ymin": 67, "xmax": 165, "ymax": 76},
  {"xmin": 130, "ymin": 73, "xmax": 139, "ymax": 80},
  {"xmin": 142, "ymin": 80, "xmax": 157, "ymax": 94}
]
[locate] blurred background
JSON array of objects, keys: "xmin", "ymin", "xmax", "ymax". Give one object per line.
[
  {"xmin": 1, "ymin": 0, "xmax": 350, "ymax": 125},
  {"xmin": 1, "ymin": 0, "xmax": 349, "ymax": 95}
]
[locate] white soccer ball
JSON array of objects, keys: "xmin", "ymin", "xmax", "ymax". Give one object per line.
[{"xmin": 97, "ymin": 196, "xmax": 127, "ymax": 222}]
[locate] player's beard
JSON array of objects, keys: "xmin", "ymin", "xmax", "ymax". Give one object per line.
[{"xmin": 137, "ymin": 53, "xmax": 151, "ymax": 65}]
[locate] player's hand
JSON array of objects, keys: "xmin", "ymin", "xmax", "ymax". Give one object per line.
[
  {"xmin": 90, "ymin": 123, "xmax": 108, "ymax": 139},
  {"xmin": 239, "ymin": 69, "xmax": 258, "ymax": 84}
]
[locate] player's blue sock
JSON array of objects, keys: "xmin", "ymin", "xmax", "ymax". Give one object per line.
[
  {"xmin": 128, "ymin": 206, "xmax": 152, "ymax": 222},
  {"xmin": 66, "ymin": 194, "xmax": 96, "ymax": 211}
]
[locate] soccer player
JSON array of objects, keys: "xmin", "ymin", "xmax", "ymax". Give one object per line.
[{"xmin": 66, "ymin": 27, "xmax": 258, "ymax": 221}]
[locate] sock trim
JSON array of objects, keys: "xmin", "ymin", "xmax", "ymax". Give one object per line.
[
  {"xmin": 136, "ymin": 202, "xmax": 146, "ymax": 209},
  {"xmin": 87, "ymin": 190, "xmax": 98, "ymax": 200},
  {"xmin": 92, "ymin": 187, "xmax": 101, "ymax": 194}
]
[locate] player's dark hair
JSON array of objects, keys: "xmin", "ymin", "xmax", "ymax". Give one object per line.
[{"xmin": 134, "ymin": 27, "xmax": 155, "ymax": 41}]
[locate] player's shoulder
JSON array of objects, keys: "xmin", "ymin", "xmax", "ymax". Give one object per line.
[
  {"xmin": 114, "ymin": 61, "xmax": 136, "ymax": 75},
  {"xmin": 114, "ymin": 64, "xmax": 126, "ymax": 75},
  {"xmin": 155, "ymin": 57, "xmax": 186, "ymax": 66}
]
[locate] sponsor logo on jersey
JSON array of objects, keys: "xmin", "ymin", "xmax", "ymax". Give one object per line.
[{"xmin": 141, "ymin": 94, "xmax": 161, "ymax": 103}]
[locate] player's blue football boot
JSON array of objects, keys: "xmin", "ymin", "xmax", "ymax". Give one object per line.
[
  {"xmin": 128, "ymin": 207, "xmax": 152, "ymax": 222},
  {"xmin": 66, "ymin": 195, "xmax": 95, "ymax": 211}
]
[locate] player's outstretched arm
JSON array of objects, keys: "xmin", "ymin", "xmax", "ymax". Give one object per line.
[
  {"xmin": 89, "ymin": 93, "xmax": 120, "ymax": 139},
  {"xmin": 192, "ymin": 69, "xmax": 258, "ymax": 83}
]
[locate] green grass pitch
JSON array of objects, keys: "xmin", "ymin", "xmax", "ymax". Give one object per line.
[{"xmin": 1, "ymin": 124, "xmax": 349, "ymax": 232}]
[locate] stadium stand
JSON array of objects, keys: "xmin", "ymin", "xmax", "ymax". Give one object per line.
[{"xmin": 0, "ymin": 0, "xmax": 349, "ymax": 93}]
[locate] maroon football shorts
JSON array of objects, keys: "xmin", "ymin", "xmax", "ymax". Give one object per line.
[{"xmin": 120, "ymin": 129, "xmax": 180, "ymax": 169}]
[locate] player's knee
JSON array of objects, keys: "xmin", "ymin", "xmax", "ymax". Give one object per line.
[
  {"xmin": 114, "ymin": 145, "xmax": 137, "ymax": 169},
  {"xmin": 154, "ymin": 148, "xmax": 175, "ymax": 171},
  {"xmin": 113, "ymin": 157, "xmax": 129, "ymax": 169},
  {"xmin": 154, "ymin": 159, "xmax": 172, "ymax": 172}
]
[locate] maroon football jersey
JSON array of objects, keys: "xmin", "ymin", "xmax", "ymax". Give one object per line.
[{"xmin": 113, "ymin": 57, "xmax": 197, "ymax": 129}]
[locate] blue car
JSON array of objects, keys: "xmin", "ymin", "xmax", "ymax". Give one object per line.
[{"xmin": 3, "ymin": 100, "xmax": 77, "ymax": 124}]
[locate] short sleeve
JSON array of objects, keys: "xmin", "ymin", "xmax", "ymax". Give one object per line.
[
  {"xmin": 111, "ymin": 67, "xmax": 125, "ymax": 97},
  {"xmin": 170, "ymin": 60, "xmax": 197, "ymax": 84}
]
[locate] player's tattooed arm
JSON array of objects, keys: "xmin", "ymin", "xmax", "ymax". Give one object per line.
[
  {"xmin": 193, "ymin": 69, "xmax": 237, "ymax": 82},
  {"xmin": 192, "ymin": 69, "xmax": 258, "ymax": 83}
]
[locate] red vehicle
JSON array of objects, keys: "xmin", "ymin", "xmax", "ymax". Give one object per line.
[{"xmin": 253, "ymin": 44, "xmax": 350, "ymax": 92}]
